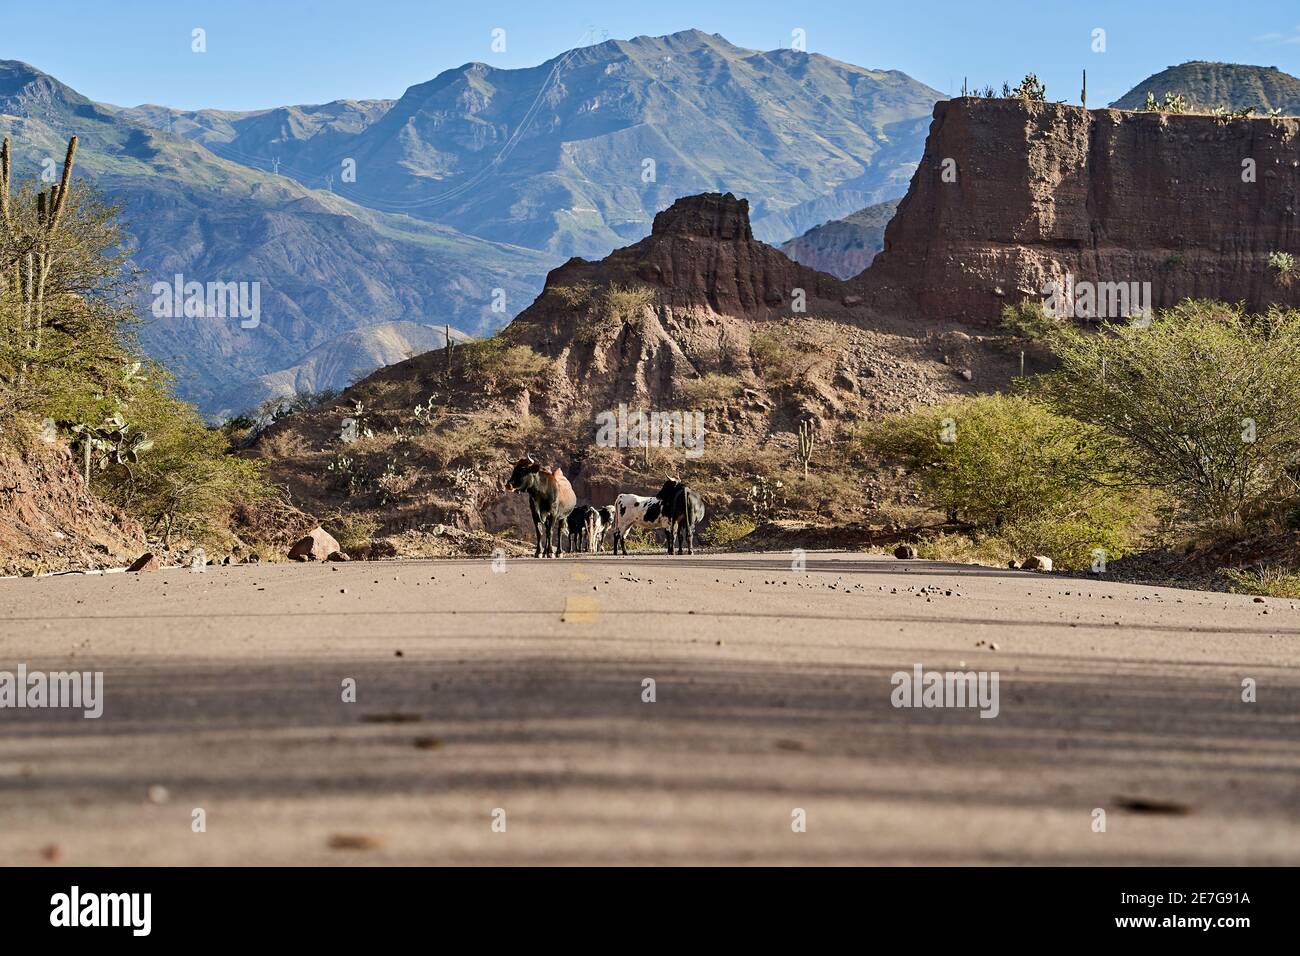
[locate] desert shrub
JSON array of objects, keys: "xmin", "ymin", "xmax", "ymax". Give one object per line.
[
  {"xmin": 618, "ymin": 527, "xmax": 664, "ymax": 552},
  {"xmin": 862, "ymin": 394, "xmax": 1146, "ymax": 568},
  {"xmin": 1268, "ymin": 251, "xmax": 1295, "ymax": 283},
  {"xmin": 459, "ymin": 337, "xmax": 548, "ymax": 393},
  {"xmin": 549, "ymin": 282, "xmax": 595, "ymax": 310},
  {"xmin": 782, "ymin": 466, "xmax": 868, "ymax": 521},
  {"xmin": 1222, "ymin": 566, "xmax": 1300, "ymax": 598},
  {"xmin": 256, "ymin": 388, "xmax": 339, "ymax": 424},
  {"xmin": 326, "ymin": 513, "xmax": 381, "ymax": 555},
  {"xmin": 89, "ymin": 378, "xmax": 267, "ymax": 548},
  {"xmin": 998, "ymin": 298, "xmax": 1057, "ymax": 342},
  {"xmin": 676, "ymin": 373, "xmax": 742, "ymax": 406},
  {"xmin": 414, "ymin": 419, "xmax": 498, "ymax": 471},
  {"xmin": 914, "ymin": 531, "xmax": 1012, "ymax": 566},
  {"xmin": 694, "ymin": 328, "xmax": 745, "ymax": 373},
  {"xmin": 704, "ymin": 512, "xmax": 757, "ymax": 547},
  {"xmin": 574, "ymin": 282, "xmax": 655, "ymax": 345},
  {"xmin": 375, "ymin": 461, "xmax": 425, "ymax": 505},
  {"xmin": 1036, "ymin": 301, "xmax": 1300, "ymax": 525},
  {"xmin": 749, "ymin": 322, "xmax": 825, "ymax": 389},
  {"xmin": 604, "ymin": 282, "xmax": 654, "ymax": 319}
]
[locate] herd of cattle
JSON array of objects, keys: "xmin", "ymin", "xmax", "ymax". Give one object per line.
[{"xmin": 503, "ymin": 453, "xmax": 705, "ymax": 557}]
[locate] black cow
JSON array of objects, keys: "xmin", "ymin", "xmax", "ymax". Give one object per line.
[
  {"xmin": 566, "ymin": 504, "xmax": 600, "ymax": 554},
  {"xmin": 656, "ymin": 479, "xmax": 705, "ymax": 555},
  {"xmin": 503, "ymin": 453, "xmax": 577, "ymax": 558}
]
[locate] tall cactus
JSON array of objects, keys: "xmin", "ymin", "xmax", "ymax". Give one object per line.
[
  {"xmin": 32, "ymin": 136, "xmax": 78, "ymax": 352},
  {"xmin": 0, "ymin": 136, "xmax": 11, "ymax": 226},
  {"xmin": 796, "ymin": 418, "xmax": 815, "ymax": 478}
]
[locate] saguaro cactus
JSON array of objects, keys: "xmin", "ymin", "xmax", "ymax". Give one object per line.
[{"xmin": 796, "ymin": 418, "xmax": 815, "ymax": 478}]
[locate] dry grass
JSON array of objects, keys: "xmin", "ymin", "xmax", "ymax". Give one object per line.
[
  {"xmin": 1222, "ymin": 566, "xmax": 1300, "ymax": 598},
  {"xmin": 676, "ymin": 373, "xmax": 742, "ymax": 407}
]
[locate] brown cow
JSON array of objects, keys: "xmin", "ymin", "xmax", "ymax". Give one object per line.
[{"xmin": 503, "ymin": 453, "xmax": 578, "ymax": 558}]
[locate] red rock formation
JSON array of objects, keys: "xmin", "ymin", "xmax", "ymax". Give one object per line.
[
  {"xmin": 520, "ymin": 192, "xmax": 848, "ymax": 335},
  {"xmin": 862, "ymin": 98, "xmax": 1300, "ymax": 323}
]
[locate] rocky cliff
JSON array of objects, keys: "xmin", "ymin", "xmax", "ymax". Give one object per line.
[{"xmin": 862, "ymin": 98, "xmax": 1300, "ymax": 323}]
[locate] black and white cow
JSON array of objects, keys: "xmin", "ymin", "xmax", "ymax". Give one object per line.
[
  {"xmin": 612, "ymin": 493, "xmax": 670, "ymax": 555},
  {"xmin": 656, "ymin": 479, "xmax": 705, "ymax": 555}
]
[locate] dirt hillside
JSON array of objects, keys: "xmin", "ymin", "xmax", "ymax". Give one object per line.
[{"xmin": 252, "ymin": 192, "xmax": 1017, "ymax": 552}]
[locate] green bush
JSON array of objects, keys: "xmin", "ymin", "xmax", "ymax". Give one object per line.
[
  {"xmin": 87, "ymin": 373, "xmax": 266, "ymax": 548},
  {"xmin": 327, "ymin": 513, "xmax": 381, "ymax": 554},
  {"xmin": 1035, "ymin": 301, "xmax": 1300, "ymax": 525},
  {"xmin": 704, "ymin": 513, "xmax": 757, "ymax": 547},
  {"xmin": 998, "ymin": 298, "xmax": 1057, "ymax": 342},
  {"xmin": 862, "ymin": 394, "xmax": 1146, "ymax": 568}
]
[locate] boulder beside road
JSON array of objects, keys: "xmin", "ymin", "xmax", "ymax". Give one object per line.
[{"xmin": 288, "ymin": 528, "xmax": 342, "ymax": 562}]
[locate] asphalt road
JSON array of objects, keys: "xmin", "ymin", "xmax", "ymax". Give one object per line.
[{"xmin": 1, "ymin": 552, "xmax": 1296, "ymax": 865}]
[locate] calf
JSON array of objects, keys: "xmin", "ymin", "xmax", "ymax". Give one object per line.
[
  {"xmin": 656, "ymin": 478, "xmax": 705, "ymax": 555},
  {"xmin": 566, "ymin": 505, "xmax": 601, "ymax": 554},
  {"xmin": 595, "ymin": 505, "xmax": 616, "ymax": 552},
  {"xmin": 503, "ymin": 453, "xmax": 577, "ymax": 558},
  {"xmin": 612, "ymin": 493, "xmax": 670, "ymax": 555}
]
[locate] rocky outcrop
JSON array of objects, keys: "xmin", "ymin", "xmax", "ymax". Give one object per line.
[
  {"xmin": 519, "ymin": 193, "xmax": 848, "ymax": 335},
  {"xmin": 862, "ymin": 98, "xmax": 1300, "ymax": 323}
]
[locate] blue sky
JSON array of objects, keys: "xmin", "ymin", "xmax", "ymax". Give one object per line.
[{"xmin": 6, "ymin": 0, "xmax": 1300, "ymax": 111}]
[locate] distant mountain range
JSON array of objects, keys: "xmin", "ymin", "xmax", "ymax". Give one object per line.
[
  {"xmin": 1111, "ymin": 61, "xmax": 1300, "ymax": 113},
  {"xmin": 119, "ymin": 30, "xmax": 941, "ymax": 255},
  {"xmin": 1, "ymin": 31, "xmax": 942, "ymax": 414},
  {"xmin": 778, "ymin": 199, "xmax": 899, "ymax": 279}
]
